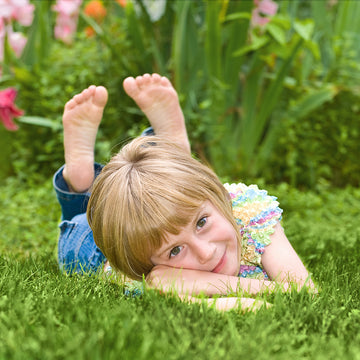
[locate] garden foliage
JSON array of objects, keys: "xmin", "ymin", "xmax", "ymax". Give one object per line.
[{"xmin": 0, "ymin": 0, "xmax": 359, "ymax": 188}]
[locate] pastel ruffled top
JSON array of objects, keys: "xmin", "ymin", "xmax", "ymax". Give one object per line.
[{"xmin": 223, "ymin": 183, "xmax": 283, "ymax": 280}]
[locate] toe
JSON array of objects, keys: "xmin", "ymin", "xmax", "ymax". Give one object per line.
[
  {"xmin": 151, "ymin": 73, "xmax": 162, "ymax": 83},
  {"xmin": 73, "ymin": 93, "xmax": 84, "ymax": 104},
  {"xmin": 123, "ymin": 77, "xmax": 140, "ymax": 97},
  {"xmin": 64, "ymin": 99, "xmax": 76, "ymax": 111},
  {"xmin": 135, "ymin": 75, "xmax": 145, "ymax": 88},
  {"xmin": 81, "ymin": 88, "xmax": 91, "ymax": 100},
  {"xmin": 93, "ymin": 86, "xmax": 108, "ymax": 107},
  {"xmin": 160, "ymin": 76, "xmax": 172, "ymax": 88},
  {"xmin": 142, "ymin": 73, "xmax": 151, "ymax": 85}
]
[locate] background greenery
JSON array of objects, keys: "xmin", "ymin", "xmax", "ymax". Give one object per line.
[
  {"xmin": 1, "ymin": 0, "xmax": 359, "ymax": 359},
  {"xmin": 1, "ymin": 0, "xmax": 359, "ymax": 188}
]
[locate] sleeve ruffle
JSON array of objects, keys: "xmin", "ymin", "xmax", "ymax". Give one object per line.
[{"xmin": 224, "ymin": 183, "xmax": 283, "ymax": 269}]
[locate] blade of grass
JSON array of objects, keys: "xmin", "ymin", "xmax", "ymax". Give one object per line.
[
  {"xmin": 21, "ymin": 0, "xmax": 52, "ymax": 67},
  {"xmin": 248, "ymin": 38, "xmax": 303, "ymax": 158},
  {"xmin": 205, "ymin": 0, "xmax": 222, "ymax": 80},
  {"xmin": 171, "ymin": 0, "xmax": 192, "ymax": 93}
]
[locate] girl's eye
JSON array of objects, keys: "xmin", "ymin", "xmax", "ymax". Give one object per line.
[
  {"xmin": 196, "ymin": 217, "xmax": 207, "ymax": 229},
  {"xmin": 170, "ymin": 246, "xmax": 182, "ymax": 258}
]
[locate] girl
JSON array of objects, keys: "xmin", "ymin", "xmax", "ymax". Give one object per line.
[{"xmin": 55, "ymin": 74, "xmax": 314, "ymax": 311}]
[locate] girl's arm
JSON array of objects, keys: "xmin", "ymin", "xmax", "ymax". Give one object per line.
[
  {"xmin": 261, "ymin": 223, "xmax": 315, "ymax": 288},
  {"xmin": 146, "ymin": 265, "xmax": 290, "ymax": 297}
]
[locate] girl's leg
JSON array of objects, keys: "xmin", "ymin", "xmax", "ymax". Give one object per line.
[
  {"xmin": 62, "ymin": 85, "xmax": 108, "ymax": 193},
  {"xmin": 55, "ymin": 86, "xmax": 108, "ymax": 273},
  {"xmin": 54, "ymin": 85, "xmax": 108, "ymax": 221},
  {"xmin": 123, "ymin": 73, "xmax": 191, "ymax": 154}
]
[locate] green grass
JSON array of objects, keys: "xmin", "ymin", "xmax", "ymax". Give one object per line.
[{"xmin": 1, "ymin": 178, "xmax": 360, "ymax": 360}]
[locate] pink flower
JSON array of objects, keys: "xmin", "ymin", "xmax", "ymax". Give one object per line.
[
  {"xmin": 0, "ymin": 88, "xmax": 24, "ymax": 131},
  {"xmin": 0, "ymin": 19, "xmax": 5, "ymax": 62},
  {"xmin": 0, "ymin": 17, "xmax": 4, "ymax": 36},
  {"xmin": 0, "ymin": 0, "xmax": 35, "ymax": 25},
  {"xmin": 54, "ymin": 14, "xmax": 78, "ymax": 44},
  {"xmin": 8, "ymin": 31, "xmax": 26, "ymax": 57},
  {"xmin": 257, "ymin": 0, "xmax": 278, "ymax": 16},
  {"xmin": 0, "ymin": 0, "xmax": 34, "ymax": 65},
  {"xmin": 52, "ymin": 0, "xmax": 82, "ymax": 44},
  {"xmin": 0, "ymin": 0, "xmax": 14, "ymax": 19},
  {"xmin": 252, "ymin": 0, "xmax": 278, "ymax": 27},
  {"xmin": 12, "ymin": 2, "xmax": 35, "ymax": 26},
  {"xmin": 52, "ymin": 0, "xmax": 82, "ymax": 16}
]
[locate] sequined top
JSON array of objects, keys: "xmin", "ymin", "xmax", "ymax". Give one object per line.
[{"xmin": 223, "ymin": 183, "xmax": 283, "ymax": 280}]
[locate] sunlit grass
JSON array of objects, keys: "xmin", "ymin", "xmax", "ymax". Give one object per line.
[{"xmin": 0, "ymin": 178, "xmax": 359, "ymax": 359}]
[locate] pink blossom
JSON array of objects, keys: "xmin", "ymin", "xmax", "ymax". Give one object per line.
[
  {"xmin": 52, "ymin": 0, "xmax": 82, "ymax": 16},
  {"xmin": 252, "ymin": 0, "xmax": 278, "ymax": 27},
  {"xmin": 0, "ymin": 0, "xmax": 35, "ymax": 25},
  {"xmin": 251, "ymin": 10, "xmax": 271, "ymax": 27},
  {"xmin": 12, "ymin": 3, "xmax": 35, "ymax": 26},
  {"xmin": 0, "ymin": 17, "xmax": 5, "ymax": 38},
  {"xmin": 0, "ymin": 0, "xmax": 13, "ymax": 19},
  {"xmin": 54, "ymin": 16, "xmax": 78, "ymax": 44},
  {"xmin": 8, "ymin": 31, "xmax": 26, "ymax": 57},
  {"xmin": 0, "ymin": 19, "xmax": 5, "ymax": 61},
  {"xmin": 52, "ymin": 0, "xmax": 82, "ymax": 43},
  {"xmin": 257, "ymin": 0, "xmax": 278, "ymax": 16},
  {"xmin": 0, "ymin": 87, "xmax": 24, "ymax": 131},
  {"xmin": 0, "ymin": 0, "xmax": 34, "ymax": 66}
]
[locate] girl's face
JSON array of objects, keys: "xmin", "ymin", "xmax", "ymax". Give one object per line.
[{"xmin": 150, "ymin": 201, "xmax": 240, "ymax": 276}]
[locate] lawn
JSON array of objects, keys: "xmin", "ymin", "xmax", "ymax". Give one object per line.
[{"xmin": 0, "ymin": 178, "xmax": 359, "ymax": 360}]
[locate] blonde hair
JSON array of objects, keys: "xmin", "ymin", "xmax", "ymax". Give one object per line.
[{"xmin": 87, "ymin": 136, "xmax": 240, "ymax": 280}]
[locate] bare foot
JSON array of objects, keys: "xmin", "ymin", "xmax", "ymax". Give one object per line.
[
  {"xmin": 123, "ymin": 73, "xmax": 190, "ymax": 153},
  {"xmin": 62, "ymin": 85, "xmax": 108, "ymax": 192}
]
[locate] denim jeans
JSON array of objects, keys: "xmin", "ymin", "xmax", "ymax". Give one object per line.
[
  {"xmin": 54, "ymin": 127, "xmax": 155, "ymax": 274},
  {"xmin": 54, "ymin": 163, "xmax": 106, "ymax": 274}
]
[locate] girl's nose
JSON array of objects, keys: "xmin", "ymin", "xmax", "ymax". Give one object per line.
[{"xmin": 194, "ymin": 241, "xmax": 216, "ymax": 264}]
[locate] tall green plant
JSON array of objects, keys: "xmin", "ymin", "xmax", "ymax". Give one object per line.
[
  {"xmin": 267, "ymin": 0, "xmax": 360, "ymax": 187},
  {"xmin": 169, "ymin": 0, "xmax": 320, "ymax": 179}
]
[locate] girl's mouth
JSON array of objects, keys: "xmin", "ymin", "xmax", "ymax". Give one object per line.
[{"xmin": 212, "ymin": 252, "xmax": 226, "ymax": 273}]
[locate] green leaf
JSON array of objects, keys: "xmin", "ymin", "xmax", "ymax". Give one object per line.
[
  {"xmin": 288, "ymin": 86, "xmax": 338, "ymax": 120},
  {"xmin": 335, "ymin": 0, "xmax": 360, "ymax": 36},
  {"xmin": 205, "ymin": 1, "xmax": 222, "ymax": 79},
  {"xmin": 80, "ymin": 12, "xmax": 104, "ymax": 36},
  {"xmin": 270, "ymin": 15, "xmax": 291, "ymax": 30},
  {"xmin": 21, "ymin": 0, "xmax": 52, "ymax": 67},
  {"xmin": 233, "ymin": 35, "xmax": 269, "ymax": 57},
  {"xmin": 225, "ymin": 12, "xmax": 251, "ymax": 22},
  {"xmin": 18, "ymin": 116, "xmax": 61, "ymax": 130},
  {"xmin": 171, "ymin": 0, "xmax": 192, "ymax": 93},
  {"xmin": 13, "ymin": 67, "xmax": 36, "ymax": 85},
  {"xmin": 294, "ymin": 19, "xmax": 315, "ymax": 41},
  {"xmin": 248, "ymin": 38, "xmax": 304, "ymax": 156},
  {"xmin": 267, "ymin": 22, "xmax": 286, "ymax": 45}
]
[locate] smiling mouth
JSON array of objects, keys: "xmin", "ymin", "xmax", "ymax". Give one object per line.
[{"xmin": 212, "ymin": 253, "xmax": 226, "ymax": 274}]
